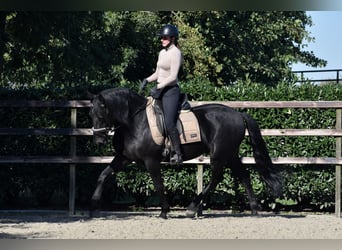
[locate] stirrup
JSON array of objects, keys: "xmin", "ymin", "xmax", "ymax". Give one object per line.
[
  {"xmin": 162, "ymin": 147, "xmax": 170, "ymax": 158},
  {"xmin": 170, "ymin": 153, "xmax": 183, "ymax": 165}
]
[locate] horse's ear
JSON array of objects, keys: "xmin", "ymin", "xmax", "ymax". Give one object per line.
[
  {"xmin": 86, "ymin": 91, "xmax": 96, "ymax": 100},
  {"xmin": 98, "ymin": 94, "xmax": 106, "ymax": 108}
]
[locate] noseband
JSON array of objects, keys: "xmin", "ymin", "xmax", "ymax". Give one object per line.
[
  {"xmin": 91, "ymin": 127, "xmax": 115, "ymax": 136},
  {"xmin": 91, "ymin": 127, "xmax": 107, "ymax": 133}
]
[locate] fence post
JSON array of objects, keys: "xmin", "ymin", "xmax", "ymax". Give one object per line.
[
  {"xmin": 337, "ymin": 70, "xmax": 340, "ymax": 84},
  {"xmin": 197, "ymin": 164, "xmax": 203, "ymax": 216},
  {"xmin": 69, "ymin": 108, "xmax": 77, "ymax": 215},
  {"xmin": 336, "ymin": 109, "xmax": 341, "ymax": 217}
]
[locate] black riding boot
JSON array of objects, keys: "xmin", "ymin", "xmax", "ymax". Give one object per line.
[{"xmin": 167, "ymin": 127, "xmax": 183, "ymax": 165}]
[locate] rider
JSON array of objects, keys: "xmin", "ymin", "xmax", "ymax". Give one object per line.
[{"xmin": 140, "ymin": 24, "xmax": 183, "ymax": 165}]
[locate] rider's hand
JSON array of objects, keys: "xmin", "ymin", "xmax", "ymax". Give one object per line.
[
  {"xmin": 150, "ymin": 86, "xmax": 162, "ymax": 99},
  {"xmin": 139, "ymin": 79, "xmax": 148, "ymax": 92}
]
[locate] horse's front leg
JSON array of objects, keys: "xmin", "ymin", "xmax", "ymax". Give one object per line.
[
  {"xmin": 145, "ymin": 159, "xmax": 170, "ymax": 219},
  {"xmin": 90, "ymin": 165, "xmax": 113, "ymax": 216},
  {"xmin": 90, "ymin": 155, "xmax": 127, "ymax": 217}
]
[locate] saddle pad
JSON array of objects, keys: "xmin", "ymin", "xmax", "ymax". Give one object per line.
[
  {"xmin": 146, "ymin": 97, "xmax": 201, "ymax": 145},
  {"xmin": 146, "ymin": 98, "xmax": 164, "ymax": 145}
]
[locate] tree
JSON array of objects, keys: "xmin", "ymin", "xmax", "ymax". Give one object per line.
[
  {"xmin": 0, "ymin": 11, "xmax": 326, "ymax": 89},
  {"xmin": 0, "ymin": 11, "xmax": 161, "ymax": 89},
  {"xmin": 166, "ymin": 11, "xmax": 326, "ymax": 86}
]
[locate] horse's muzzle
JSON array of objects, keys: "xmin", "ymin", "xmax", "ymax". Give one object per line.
[{"xmin": 93, "ymin": 135, "xmax": 107, "ymax": 145}]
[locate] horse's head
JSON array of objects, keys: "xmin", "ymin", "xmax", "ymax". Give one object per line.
[
  {"xmin": 88, "ymin": 87, "xmax": 147, "ymax": 145},
  {"xmin": 88, "ymin": 92, "xmax": 111, "ymax": 145}
]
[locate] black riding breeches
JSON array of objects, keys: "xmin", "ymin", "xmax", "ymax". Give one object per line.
[{"xmin": 161, "ymin": 85, "xmax": 180, "ymax": 131}]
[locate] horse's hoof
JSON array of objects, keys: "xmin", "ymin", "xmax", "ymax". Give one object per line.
[
  {"xmin": 185, "ymin": 209, "xmax": 196, "ymax": 218},
  {"xmin": 186, "ymin": 203, "xmax": 198, "ymax": 218},
  {"xmin": 251, "ymin": 210, "xmax": 260, "ymax": 217},
  {"xmin": 89, "ymin": 209, "xmax": 101, "ymax": 218},
  {"xmin": 159, "ymin": 212, "xmax": 168, "ymax": 219}
]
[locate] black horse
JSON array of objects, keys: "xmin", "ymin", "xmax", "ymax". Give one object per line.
[{"xmin": 88, "ymin": 87, "xmax": 282, "ymax": 218}]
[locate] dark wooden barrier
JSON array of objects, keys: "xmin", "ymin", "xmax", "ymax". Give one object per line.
[{"xmin": 0, "ymin": 100, "xmax": 341, "ymax": 217}]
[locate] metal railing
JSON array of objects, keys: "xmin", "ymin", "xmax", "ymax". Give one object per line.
[{"xmin": 292, "ymin": 69, "xmax": 342, "ymax": 84}]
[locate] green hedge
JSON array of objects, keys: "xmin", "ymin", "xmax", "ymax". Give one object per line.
[{"xmin": 0, "ymin": 80, "xmax": 341, "ymax": 212}]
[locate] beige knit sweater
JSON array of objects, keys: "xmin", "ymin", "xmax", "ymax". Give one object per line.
[{"xmin": 146, "ymin": 44, "xmax": 182, "ymax": 89}]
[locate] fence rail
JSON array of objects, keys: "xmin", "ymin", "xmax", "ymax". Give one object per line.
[
  {"xmin": 0, "ymin": 100, "xmax": 341, "ymax": 217},
  {"xmin": 1, "ymin": 156, "xmax": 342, "ymax": 165},
  {"xmin": 2, "ymin": 128, "xmax": 342, "ymax": 137}
]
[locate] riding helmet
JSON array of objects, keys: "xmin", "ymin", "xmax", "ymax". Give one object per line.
[{"xmin": 157, "ymin": 24, "xmax": 179, "ymax": 37}]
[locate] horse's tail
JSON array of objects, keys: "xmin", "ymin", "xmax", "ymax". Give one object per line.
[{"xmin": 241, "ymin": 112, "xmax": 283, "ymax": 197}]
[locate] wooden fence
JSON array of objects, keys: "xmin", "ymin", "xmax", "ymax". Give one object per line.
[{"xmin": 0, "ymin": 100, "xmax": 341, "ymax": 217}]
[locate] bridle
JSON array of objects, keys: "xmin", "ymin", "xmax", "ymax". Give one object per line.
[{"xmin": 91, "ymin": 98, "xmax": 149, "ymax": 137}]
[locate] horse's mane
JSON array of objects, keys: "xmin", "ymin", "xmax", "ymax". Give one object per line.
[
  {"xmin": 101, "ymin": 87, "xmax": 145, "ymax": 101},
  {"xmin": 99, "ymin": 87, "xmax": 147, "ymax": 125},
  {"xmin": 100, "ymin": 87, "xmax": 131, "ymax": 99}
]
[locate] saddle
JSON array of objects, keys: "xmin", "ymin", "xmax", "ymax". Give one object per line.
[{"xmin": 146, "ymin": 94, "xmax": 201, "ymax": 146}]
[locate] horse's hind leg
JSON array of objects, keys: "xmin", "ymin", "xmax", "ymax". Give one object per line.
[
  {"xmin": 230, "ymin": 157, "xmax": 259, "ymax": 215},
  {"xmin": 145, "ymin": 160, "xmax": 170, "ymax": 219},
  {"xmin": 186, "ymin": 160, "xmax": 224, "ymax": 218}
]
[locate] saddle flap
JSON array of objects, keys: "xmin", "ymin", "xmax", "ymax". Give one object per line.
[
  {"xmin": 146, "ymin": 97, "xmax": 165, "ymax": 145},
  {"xmin": 177, "ymin": 112, "xmax": 201, "ymax": 144}
]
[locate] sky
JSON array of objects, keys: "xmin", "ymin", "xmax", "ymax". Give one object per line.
[{"xmin": 291, "ymin": 11, "xmax": 342, "ymax": 81}]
